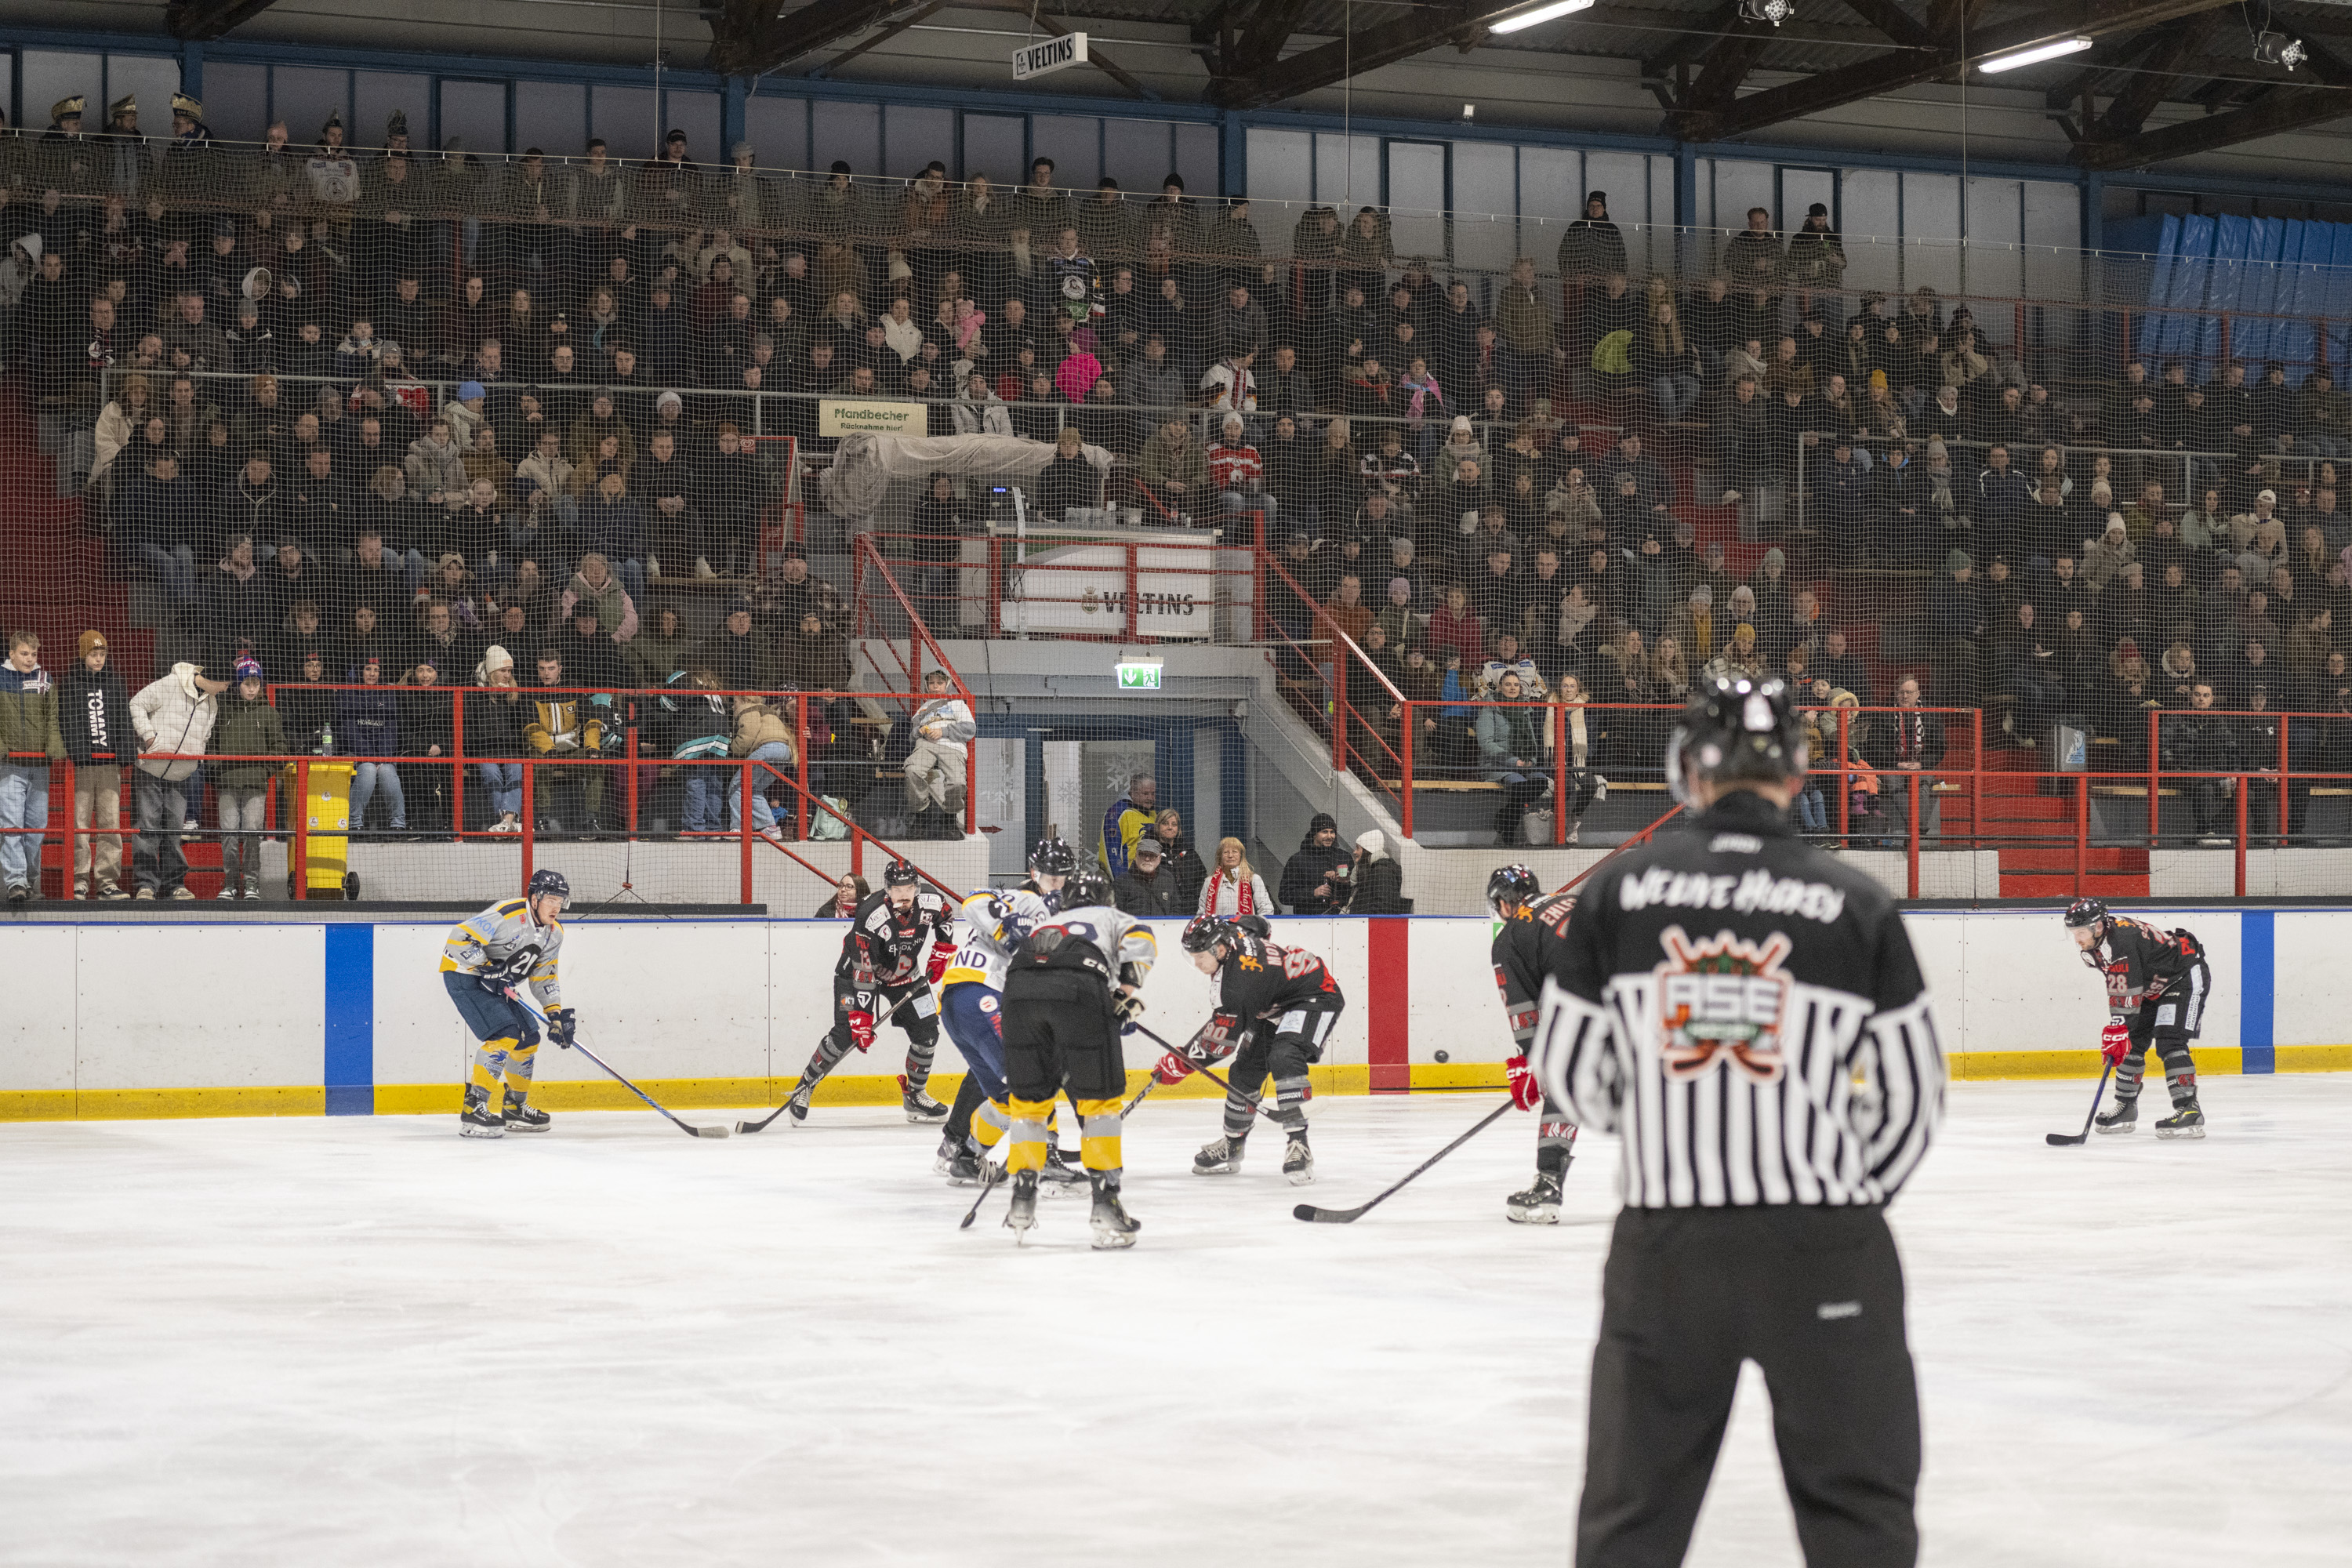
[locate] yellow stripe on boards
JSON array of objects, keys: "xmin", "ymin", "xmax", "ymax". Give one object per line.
[{"xmin": 0, "ymin": 1087, "xmax": 324, "ymax": 1121}]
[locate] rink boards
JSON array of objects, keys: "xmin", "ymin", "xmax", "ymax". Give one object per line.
[{"xmin": 2, "ymin": 909, "xmax": 2349, "ymax": 1120}]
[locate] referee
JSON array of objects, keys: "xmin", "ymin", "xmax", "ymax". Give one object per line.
[{"xmin": 1534, "ymin": 675, "xmax": 1947, "ymax": 1568}]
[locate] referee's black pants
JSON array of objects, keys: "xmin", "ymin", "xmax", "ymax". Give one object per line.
[{"xmin": 1577, "ymin": 1205, "xmax": 1920, "ymax": 1568}]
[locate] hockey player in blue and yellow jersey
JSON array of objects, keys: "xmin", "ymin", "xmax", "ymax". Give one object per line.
[{"xmin": 441, "ymin": 869, "xmax": 576, "ymax": 1138}]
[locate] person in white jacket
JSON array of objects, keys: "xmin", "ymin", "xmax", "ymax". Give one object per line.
[
  {"xmin": 130, "ymin": 660, "xmax": 228, "ymax": 899},
  {"xmin": 903, "ymin": 668, "xmax": 975, "ymax": 837},
  {"xmin": 951, "ymin": 372, "xmax": 1013, "ymax": 437},
  {"xmin": 1196, "ymin": 837, "xmax": 1274, "ymax": 917}
]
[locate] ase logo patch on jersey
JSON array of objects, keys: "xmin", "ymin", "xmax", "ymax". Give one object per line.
[{"xmin": 1653, "ymin": 926, "xmax": 1795, "ymax": 1085}]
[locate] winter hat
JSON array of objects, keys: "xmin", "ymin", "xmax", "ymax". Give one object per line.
[
  {"xmin": 477, "ymin": 644, "xmax": 514, "ymax": 683},
  {"xmin": 1450, "ymin": 414, "xmax": 1474, "ymax": 434},
  {"xmin": 1946, "ymin": 548, "xmax": 1973, "ymax": 573},
  {"xmin": 78, "ymin": 630, "xmax": 107, "ymax": 660},
  {"xmin": 458, "ymin": 380, "xmax": 485, "ymax": 401},
  {"xmin": 234, "ymin": 655, "xmax": 264, "ymax": 684},
  {"xmin": 1356, "ymin": 828, "xmax": 1386, "ymax": 858},
  {"xmin": 657, "ymin": 389, "xmax": 684, "ymax": 415},
  {"xmin": 732, "ymin": 141, "xmax": 755, "ymax": 161},
  {"xmin": 1868, "ymin": 368, "xmax": 1888, "ymax": 390},
  {"xmin": 2258, "ymin": 488, "xmax": 2278, "ymax": 505},
  {"xmin": 1689, "ymin": 585, "xmax": 1714, "ymax": 608},
  {"xmin": 1584, "ymin": 190, "xmax": 1607, "ymax": 206},
  {"xmin": 1389, "ymin": 575, "xmax": 1412, "ymax": 597},
  {"xmin": 1308, "ymin": 811, "xmax": 1339, "ymax": 835},
  {"xmin": 412, "ymin": 657, "xmax": 437, "ymax": 677},
  {"xmin": 1761, "ymin": 546, "xmax": 1787, "ymax": 571},
  {"xmin": 1809, "ymin": 201, "xmax": 1830, "ymax": 217}
]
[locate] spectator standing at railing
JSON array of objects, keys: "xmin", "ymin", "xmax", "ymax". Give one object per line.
[
  {"xmin": 209, "ymin": 657, "xmax": 289, "ymax": 898},
  {"xmin": 0, "ymin": 630, "xmax": 66, "ymax": 905},
  {"xmin": 58, "ymin": 631, "xmax": 134, "ymax": 902},
  {"xmin": 1279, "ymin": 813, "xmax": 1354, "ymax": 913},
  {"xmin": 129, "ymin": 659, "xmax": 227, "ymax": 901},
  {"xmin": 1152, "ymin": 810, "xmax": 1207, "ymax": 910},
  {"xmin": 468, "ymin": 648, "xmax": 528, "ymax": 834},
  {"xmin": 724, "ymin": 693, "xmax": 797, "ymax": 843},
  {"xmin": 2164, "ymin": 683, "xmax": 2244, "ymax": 845},
  {"xmin": 1475, "ymin": 672, "xmax": 1552, "ymax": 848},
  {"xmin": 1198, "ymin": 836, "xmax": 1272, "ymax": 917}
]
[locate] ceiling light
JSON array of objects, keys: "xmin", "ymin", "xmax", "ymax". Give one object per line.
[
  {"xmin": 1740, "ymin": 0, "xmax": 1795, "ymax": 25},
  {"xmin": 1490, "ymin": 0, "xmax": 1596, "ymax": 36},
  {"xmin": 2256, "ymin": 31, "xmax": 2307, "ymax": 70},
  {"xmin": 1977, "ymin": 36, "xmax": 2094, "ymax": 74}
]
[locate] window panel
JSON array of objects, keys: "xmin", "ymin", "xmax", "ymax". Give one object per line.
[
  {"xmin": 883, "ymin": 103, "xmax": 953, "ymax": 180},
  {"xmin": 270, "ymin": 66, "xmax": 349, "ymax": 149},
  {"xmin": 961, "ymin": 113, "xmax": 1025, "ymax": 185},
  {"xmin": 439, "ymin": 79, "xmax": 508, "ymax": 158},
  {"xmin": 513, "ymin": 80, "xmax": 586, "ymax": 161},
  {"xmin": 744, "ymin": 93, "xmax": 808, "ymax": 174},
  {"xmin": 811, "ymin": 100, "xmax": 881, "ymax": 180},
  {"xmin": 590, "ymin": 85, "xmax": 657, "ymax": 162},
  {"xmin": 662, "ymin": 90, "xmax": 720, "ymax": 166},
  {"xmin": 353, "ymin": 72, "xmax": 427, "ymax": 153},
  {"xmin": 1029, "ymin": 115, "xmax": 1099, "ymax": 191},
  {"xmin": 205, "ymin": 63, "xmax": 270, "ymax": 144},
  {"xmin": 1102, "ymin": 118, "xmax": 1171, "ymax": 199}
]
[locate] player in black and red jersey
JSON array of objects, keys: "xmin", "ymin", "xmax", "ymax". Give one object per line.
[
  {"xmin": 785, "ymin": 858, "xmax": 959, "ymax": 1124},
  {"xmin": 2066, "ymin": 898, "xmax": 2209, "ymax": 1138},
  {"xmin": 1486, "ymin": 864, "xmax": 1580, "ymax": 1222},
  {"xmin": 1168, "ymin": 914, "xmax": 1346, "ymax": 1185}
]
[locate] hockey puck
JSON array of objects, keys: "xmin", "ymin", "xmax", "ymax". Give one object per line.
[{"xmin": 1434, "ymin": 1050, "xmax": 1450, "ymax": 1063}]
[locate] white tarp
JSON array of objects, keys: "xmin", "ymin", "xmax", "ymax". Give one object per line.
[{"xmin": 819, "ymin": 431, "xmax": 1113, "ymax": 517}]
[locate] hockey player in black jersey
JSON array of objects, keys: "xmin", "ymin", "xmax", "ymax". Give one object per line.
[
  {"xmin": 2067, "ymin": 898, "xmax": 2209, "ymax": 1138},
  {"xmin": 785, "ymin": 858, "xmax": 958, "ymax": 1124},
  {"xmin": 1532, "ymin": 675, "xmax": 1945, "ymax": 1568},
  {"xmin": 1176, "ymin": 914, "xmax": 1346, "ymax": 1185},
  {"xmin": 1486, "ymin": 864, "xmax": 1579, "ymax": 1223}
]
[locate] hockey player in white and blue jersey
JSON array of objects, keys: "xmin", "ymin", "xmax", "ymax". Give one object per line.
[
  {"xmin": 933, "ymin": 837, "xmax": 1076, "ymax": 1185},
  {"xmin": 441, "ymin": 869, "xmax": 577, "ymax": 1138}
]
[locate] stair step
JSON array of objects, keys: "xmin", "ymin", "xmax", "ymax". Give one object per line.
[
  {"xmin": 2000, "ymin": 848, "xmax": 2150, "ymax": 873},
  {"xmin": 2000, "ymin": 873, "xmax": 2152, "ymax": 898}
]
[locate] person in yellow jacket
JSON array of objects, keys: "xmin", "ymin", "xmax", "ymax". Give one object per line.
[{"xmin": 524, "ymin": 649, "xmax": 604, "ymax": 837}]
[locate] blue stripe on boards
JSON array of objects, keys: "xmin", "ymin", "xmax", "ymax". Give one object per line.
[
  {"xmin": 2240, "ymin": 911, "xmax": 2274, "ymax": 1075},
  {"xmin": 322, "ymin": 924, "xmax": 376, "ymax": 1114}
]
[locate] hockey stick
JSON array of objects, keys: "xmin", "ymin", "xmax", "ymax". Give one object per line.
[
  {"xmin": 1126, "ymin": 1020, "xmax": 1290, "ymax": 1126},
  {"xmin": 956, "ymin": 1162, "xmax": 1003, "ymax": 1229},
  {"xmin": 2046, "ymin": 1062, "xmax": 2116, "ymax": 1147},
  {"xmin": 735, "ymin": 981, "xmax": 937, "ymax": 1134},
  {"xmin": 514, "ymin": 996, "xmax": 732, "ymax": 1139},
  {"xmin": 1293, "ymin": 1100, "xmax": 1517, "ymax": 1223}
]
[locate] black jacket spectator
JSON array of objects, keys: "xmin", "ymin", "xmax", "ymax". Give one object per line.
[{"xmin": 1279, "ymin": 814, "xmax": 1355, "ymax": 913}]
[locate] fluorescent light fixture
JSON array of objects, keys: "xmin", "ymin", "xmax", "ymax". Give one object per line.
[
  {"xmin": 1490, "ymin": 0, "xmax": 1595, "ymax": 35},
  {"xmin": 1977, "ymin": 36, "xmax": 2094, "ymax": 74}
]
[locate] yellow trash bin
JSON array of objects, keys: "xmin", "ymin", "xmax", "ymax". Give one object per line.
[{"xmin": 299, "ymin": 760, "xmax": 356, "ymax": 898}]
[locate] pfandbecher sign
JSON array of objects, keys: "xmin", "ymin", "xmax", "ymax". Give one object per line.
[
  {"xmin": 1011, "ymin": 34, "xmax": 1087, "ymax": 79},
  {"xmin": 819, "ymin": 398, "xmax": 923, "ymax": 437}
]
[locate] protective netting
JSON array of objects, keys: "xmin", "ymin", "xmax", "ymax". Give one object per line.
[{"xmin": 5, "ymin": 122, "xmax": 2352, "ymax": 913}]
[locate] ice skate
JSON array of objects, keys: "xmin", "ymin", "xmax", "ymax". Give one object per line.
[
  {"xmin": 501, "ymin": 1088, "xmax": 551, "ymax": 1134},
  {"xmin": 1088, "ymin": 1175, "xmax": 1140, "ymax": 1250},
  {"xmin": 1040, "ymin": 1144, "xmax": 1087, "ymax": 1189},
  {"xmin": 2154, "ymin": 1101, "xmax": 2205, "ymax": 1139},
  {"xmin": 1003, "ymin": 1169, "xmax": 1039, "ymax": 1241},
  {"xmin": 459, "ymin": 1084, "xmax": 505, "ymax": 1138},
  {"xmin": 1282, "ymin": 1131, "xmax": 1315, "ymax": 1186},
  {"xmin": 1193, "ymin": 1134, "xmax": 1245, "ymax": 1175},
  {"xmin": 940, "ymin": 1142, "xmax": 1000, "ymax": 1186},
  {"xmin": 784, "ymin": 1076, "xmax": 816, "ymax": 1123},
  {"xmin": 1505, "ymin": 1170, "xmax": 1564, "ymax": 1224},
  {"xmin": 900, "ymin": 1080, "xmax": 949, "ymax": 1123},
  {"xmin": 2094, "ymin": 1098, "xmax": 2137, "ymax": 1134}
]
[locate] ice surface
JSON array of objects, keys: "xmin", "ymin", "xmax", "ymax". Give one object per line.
[{"xmin": 4, "ymin": 1078, "xmax": 2350, "ymax": 1566}]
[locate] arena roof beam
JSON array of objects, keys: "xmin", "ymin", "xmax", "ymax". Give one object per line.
[
  {"xmin": 1207, "ymin": 2, "xmax": 1499, "ymax": 111},
  {"xmin": 166, "ymin": 0, "xmax": 287, "ymax": 42},
  {"xmin": 711, "ymin": 0, "xmax": 908, "ymax": 76},
  {"xmin": 2074, "ymin": 38, "xmax": 2352, "ymax": 168},
  {"xmin": 1664, "ymin": 22, "xmax": 1782, "ymax": 140},
  {"xmin": 2075, "ymin": 12, "xmax": 2220, "ymax": 140},
  {"xmin": 1688, "ymin": 0, "xmax": 2238, "ymax": 143}
]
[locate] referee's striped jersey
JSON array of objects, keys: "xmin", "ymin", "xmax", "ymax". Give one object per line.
[{"xmin": 1532, "ymin": 791, "xmax": 1946, "ymax": 1208}]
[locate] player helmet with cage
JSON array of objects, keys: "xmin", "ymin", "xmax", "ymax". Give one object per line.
[
  {"xmin": 2064, "ymin": 897, "xmax": 2110, "ymax": 950},
  {"xmin": 1060, "ymin": 869, "xmax": 1114, "ymax": 911},
  {"xmin": 524, "ymin": 868, "xmax": 570, "ymax": 920},
  {"xmin": 1664, "ymin": 675, "xmax": 1809, "ymax": 806},
  {"xmin": 1486, "ymin": 863, "xmax": 1542, "ymax": 917},
  {"xmin": 1026, "ymin": 837, "xmax": 1077, "ymax": 902}
]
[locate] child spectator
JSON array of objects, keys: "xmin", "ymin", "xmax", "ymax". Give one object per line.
[
  {"xmin": 469, "ymin": 647, "xmax": 528, "ymax": 834},
  {"xmin": 60, "ymin": 631, "xmax": 136, "ymax": 901},
  {"xmin": 0, "ymin": 630, "xmax": 66, "ymax": 904},
  {"xmin": 727, "ymin": 692, "xmax": 797, "ymax": 840},
  {"xmin": 211, "ymin": 655, "xmax": 289, "ymax": 899}
]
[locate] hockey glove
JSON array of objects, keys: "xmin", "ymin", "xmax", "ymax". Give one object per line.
[
  {"xmin": 1113, "ymin": 990, "xmax": 1147, "ymax": 1035},
  {"xmin": 1505, "ymin": 1054, "xmax": 1542, "ymax": 1112},
  {"xmin": 848, "ymin": 1010, "xmax": 877, "ymax": 1051},
  {"xmin": 926, "ymin": 944, "xmax": 953, "ymax": 985},
  {"xmin": 1152, "ymin": 1050, "xmax": 1194, "ymax": 1085},
  {"xmin": 548, "ymin": 1007, "xmax": 578, "ymax": 1049},
  {"xmin": 2099, "ymin": 1018, "xmax": 2132, "ymax": 1065}
]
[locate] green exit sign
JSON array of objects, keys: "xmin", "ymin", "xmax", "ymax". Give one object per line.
[{"xmin": 1116, "ymin": 661, "xmax": 1163, "ymax": 690}]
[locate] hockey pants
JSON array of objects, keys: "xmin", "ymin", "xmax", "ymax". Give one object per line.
[
  {"xmin": 1223, "ymin": 997, "xmax": 1345, "ymax": 1142},
  {"xmin": 1000, "ymin": 968, "xmax": 1125, "ymax": 1180},
  {"xmin": 445, "ymin": 971, "xmax": 544, "ymax": 1105},
  {"xmin": 2118, "ymin": 963, "xmax": 2208, "ymax": 1109},
  {"xmin": 797, "ymin": 981, "xmax": 942, "ymax": 1096},
  {"xmin": 939, "ymin": 982, "xmax": 1011, "ymax": 1153},
  {"xmin": 1577, "ymin": 1205, "xmax": 1921, "ymax": 1568}
]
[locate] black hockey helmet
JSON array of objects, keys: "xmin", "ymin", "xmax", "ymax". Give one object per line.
[
  {"xmin": 1665, "ymin": 675, "xmax": 1809, "ymax": 805},
  {"xmin": 883, "ymin": 857, "xmax": 921, "ymax": 887},
  {"xmin": 1060, "ymin": 869, "xmax": 1112, "ymax": 909},
  {"xmin": 2063, "ymin": 898, "xmax": 2109, "ymax": 931},
  {"xmin": 1028, "ymin": 837, "xmax": 1078, "ymax": 877},
  {"xmin": 1486, "ymin": 862, "xmax": 1541, "ymax": 916},
  {"xmin": 1181, "ymin": 913, "xmax": 1236, "ymax": 953},
  {"xmin": 526, "ymin": 868, "xmax": 571, "ymax": 904}
]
